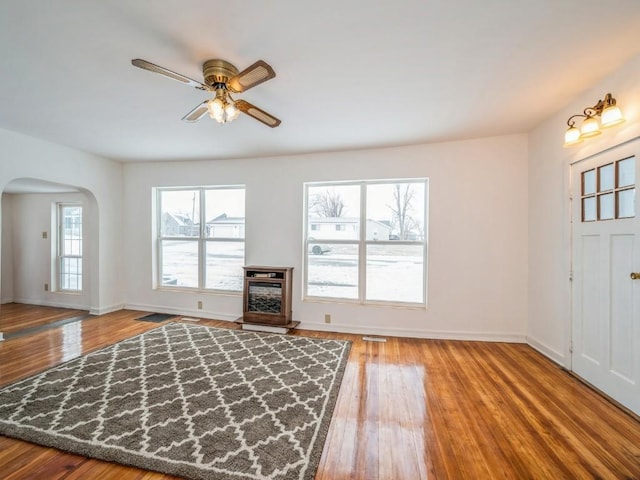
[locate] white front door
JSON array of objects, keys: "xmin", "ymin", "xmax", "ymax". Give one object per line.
[{"xmin": 571, "ymin": 141, "xmax": 640, "ymax": 415}]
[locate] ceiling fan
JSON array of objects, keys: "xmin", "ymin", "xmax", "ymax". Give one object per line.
[{"xmin": 131, "ymin": 58, "xmax": 281, "ymax": 127}]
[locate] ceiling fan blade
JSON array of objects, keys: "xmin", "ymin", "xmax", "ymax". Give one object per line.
[
  {"xmin": 235, "ymin": 100, "xmax": 281, "ymax": 128},
  {"xmin": 182, "ymin": 101, "xmax": 209, "ymax": 122},
  {"xmin": 227, "ymin": 60, "xmax": 276, "ymax": 93},
  {"xmin": 131, "ymin": 59, "xmax": 208, "ymax": 91}
]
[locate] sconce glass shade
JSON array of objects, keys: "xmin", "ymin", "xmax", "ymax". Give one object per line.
[
  {"xmin": 600, "ymin": 104, "xmax": 624, "ymax": 128},
  {"xmin": 580, "ymin": 116, "xmax": 601, "ymax": 138},
  {"xmin": 564, "ymin": 126, "xmax": 582, "ymax": 147}
]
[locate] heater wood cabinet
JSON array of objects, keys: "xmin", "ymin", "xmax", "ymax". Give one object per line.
[{"xmin": 242, "ymin": 266, "xmax": 293, "ymax": 326}]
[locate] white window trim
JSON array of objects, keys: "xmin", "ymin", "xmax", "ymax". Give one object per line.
[
  {"xmin": 57, "ymin": 202, "xmax": 83, "ymax": 293},
  {"xmin": 155, "ymin": 186, "xmax": 245, "ymax": 293},
  {"xmin": 303, "ymin": 178, "xmax": 428, "ymax": 307}
]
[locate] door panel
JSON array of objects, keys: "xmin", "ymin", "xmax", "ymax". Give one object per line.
[
  {"xmin": 610, "ymin": 235, "xmax": 634, "ymax": 382},
  {"xmin": 571, "ymin": 142, "xmax": 639, "ymax": 415},
  {"xmin": 578, "ymin": 235, "xmax": 601, "ymax": 365}
]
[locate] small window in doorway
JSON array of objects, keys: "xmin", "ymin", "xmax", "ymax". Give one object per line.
[{"xmin": 581, "ymin": 156, "xmax": 635, "ymax": 221}]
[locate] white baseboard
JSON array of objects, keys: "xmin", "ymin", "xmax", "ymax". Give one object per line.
[
  {"xmin": 526, "ymin": 335, "xmax": 565, "ymax": 365},
  {"xmin": 89, "ymin": 303, "xmax": 125, "ymax": 316},
  {"xmin": 12, "ymin": 297, "xmax": 90, "ymax": 311},
  {"xmin": 1, "ymin": 297, "xmax": 14, "ymax": 305},
  {"xmin": 98, "ymin": 301, "xmax": 532, "ymax": 343},
  {"xmin": 296, "ymin": 321, "xmax": 527, "ymax": 343},
  {"xmin": 124, "ymin": 303, "xmax": 239, "ymax": 322}
]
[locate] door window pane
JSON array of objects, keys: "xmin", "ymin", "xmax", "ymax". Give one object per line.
[
  {"xmin": 366, "ymin": 244, "xmax": 424, "ymax": 303},
  {"xmin": 582, "ymin": 169, "xmax": 596, "ymax": 195},
  {"xmin": 583, "ymin": 197, "xmax": 596, "ymax": 222},
  {"xmin": 617, "ymin": 189, "xmax": 635, "ymax": 219},
  {"xmin": 598, "ymin": 163, "xmax": 614, "ymax": 191},
  {"xmin": 581, "ymin": 157, "xmax": 635, "ymax": 222},
  {"xmin": 599, "ymin": 193, "xmax": 614, "ymax": 220},
  {"xmin": 617, "ymin": 156, "xmax": 635, "ymax": 188}
]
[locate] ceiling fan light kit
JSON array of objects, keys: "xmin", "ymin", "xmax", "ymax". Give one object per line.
[
  {"xmin": 131, "ymin": 57, "xmax": 281, "ymax": 127},
  {"xmin": 206, "ymin": 88, "xmax": 240, "ymax": 124}
]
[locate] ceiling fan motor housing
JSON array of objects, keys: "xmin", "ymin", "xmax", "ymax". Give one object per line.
[{"xmin": 203, "ymin": 59, "xmax": 238, "ymax": 87}]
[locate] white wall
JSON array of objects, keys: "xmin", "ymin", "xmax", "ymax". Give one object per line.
[
  {"xmin": 1, "ymin": 195, "xmax": 14, "ymax": 303},
  {"xmin": 3, "ymin": 192, "xmax": 92, "ymax": 309},
  {"xmin": 124, "ymin": 134, "xmax": 528, "ymax": 341},
  {"xmin": 0, "ymin": 128, "xmax": 124, "ymax": 314},
  {"xmin": 528, "ymin": 53, "xmax": 640, "ymax": 364}
]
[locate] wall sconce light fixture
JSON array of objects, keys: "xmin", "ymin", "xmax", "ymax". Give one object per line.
[{"xmin": 564, "ymin": 93, "xmax": 624, "ymax": 147}]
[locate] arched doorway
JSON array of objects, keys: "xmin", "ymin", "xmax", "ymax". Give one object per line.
[{"xmin": 1, "ymin": 178, "xmax": 99, "ymax": 332}]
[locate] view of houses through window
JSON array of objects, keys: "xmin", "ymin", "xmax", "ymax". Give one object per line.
[
  {"xmin": 304, "ymin": 179, "xmax": 428, "ymax": 305},
  {"xmin": 58, "ymin": 203, "xmax": 83, "ymax": 292},
  {"xmin": 157, "ymin": 186, "xmax": 245, "ymax": 291},
  {"xmin": 156, "ymin": 181, "xmax": 426, "ymax": 303}
]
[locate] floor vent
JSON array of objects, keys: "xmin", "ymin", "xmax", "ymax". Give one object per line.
[
  {"xmin": 362, "ymin": 336, "xmax": 387, "ymax": 343},
  {"xmin": 181, "ymin": 317, "xmax": 201, "ymax": 322}
]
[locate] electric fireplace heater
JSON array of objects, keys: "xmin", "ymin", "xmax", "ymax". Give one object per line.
[{"xmin": 242, "ymin": 266, "xmax": 293, "ymax": 326}]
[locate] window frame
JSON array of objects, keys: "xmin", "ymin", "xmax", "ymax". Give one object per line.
[
  {"xmin": 303, "ymin": 178, "xmax": 428, "ymax": 307},
  {"xmin": 155, "ymin": 185, "xmax": 245, "ymax": 293},
  {"xmin": 57, "ymin": 202, "xmax": 83, "ymax": 293},
  {"xmin": 581, "ymin": 155, "xmax": 635, "ymax": 222}
]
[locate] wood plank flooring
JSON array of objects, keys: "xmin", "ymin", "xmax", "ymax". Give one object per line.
[
  {"xmin": 1, "ymin": 305, "xmax": 639, "ymax": 479},
  {"xmin": 0, "ymin": 303, "xmax": 88, "ymax": 335}
]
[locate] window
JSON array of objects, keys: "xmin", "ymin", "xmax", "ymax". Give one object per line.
[
  {"xmin": 581, "ymin": 156, "xmax": 635, "ymax": 221},
  {"xmin": 156, "ymin": 186, "xmax": 245, "ymax": 291},
  {"xmin": 58, "ymin": 203, "xmax": 82, "ymax": 292},
  {"xmin": 304, "ymin": 179, "xmax": 428, "ymax": 305}
]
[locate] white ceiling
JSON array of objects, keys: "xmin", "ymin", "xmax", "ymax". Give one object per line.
[{"xmin": 1, "ymin": 0, "xmax": 640, "ymax": 163}]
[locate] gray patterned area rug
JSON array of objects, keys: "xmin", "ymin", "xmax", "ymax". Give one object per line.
[{"xmin": 0, "ymin": 322, "xmax": 351, "ymax": 480}]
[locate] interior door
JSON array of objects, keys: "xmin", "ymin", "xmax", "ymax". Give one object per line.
[{"xmin": 571, "ymin": 141, "xmax": 640, "ymax": 415}]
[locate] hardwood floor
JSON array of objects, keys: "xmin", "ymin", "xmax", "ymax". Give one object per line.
[
  {"xmin": 1, "ymin": 306, "xmax": 639, "ymax": 479},
  {"xmin": 0, "ymin": 303, "xmax": 88, "ymax": 335}
]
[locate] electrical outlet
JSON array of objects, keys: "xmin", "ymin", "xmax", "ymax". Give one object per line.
[
  {"xmin": 42, "ymin": 231, "xmax": 48, "ymax": 239},
  {"xmin": 44, "ymin": 283, "xmax": 49, "ymax": 291},
  {"xmin": 324, "ymin": 314, "xmax": 331, "ymax": 324},
  {"xmin": 197, "ymin": 301, "xmax": 203, "ymax": 310}
]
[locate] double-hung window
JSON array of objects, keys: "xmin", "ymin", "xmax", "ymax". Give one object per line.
[
  {"xmin": 304, "ymin": 179, "xmax": 428, "ymax": 306},
  {"xmin": 156, "ymin": 186, "xmax": 245, "ymax": 292},
  {"xmin": 58, "ymin": 203, "xmax": 83, "ymax": 292}
]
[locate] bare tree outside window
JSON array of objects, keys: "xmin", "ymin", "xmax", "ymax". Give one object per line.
[
  {"xmin": 310, "ymin": 189, "xmax": 345, "ymax": 217},
  {"xmin": 388, "ymin": 183, "xmax": 420, "ymax": 240},
  {"xmin": 305, "ymin": 179, "xmax": 427, "ymax": 305}
]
